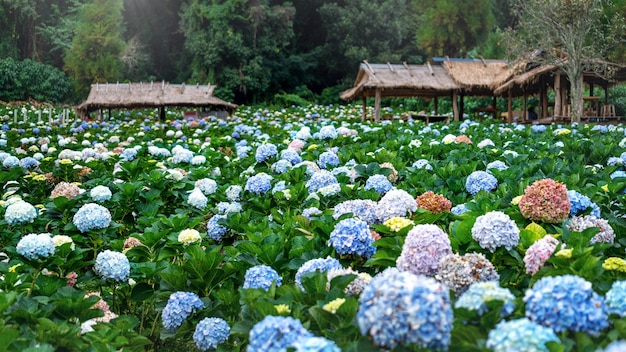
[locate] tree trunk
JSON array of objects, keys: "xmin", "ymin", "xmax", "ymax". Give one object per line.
[{"xmin": 568, "ymin": 71, "xmax": 583, "ymax": 123}]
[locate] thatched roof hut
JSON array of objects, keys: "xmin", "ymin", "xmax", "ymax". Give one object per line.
[
  {"xmin": 76, "ymin": 82, "xmax": 238, "ymax": 120},
  {"xmin": 442, "ymin": 59, "xmax": 514, "ymax": 96}
]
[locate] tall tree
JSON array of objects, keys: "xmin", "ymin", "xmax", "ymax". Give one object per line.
[
  {"xmin": 64, "ymin": 0, "xmax": 125, "ymax": 97},
  {"xmin": 504, "ymin": 0, "xmax": 625, "ymax": 122},
  {"xmin": 416, "ymin": 0, "xmax": 495, "ymax": 57}
]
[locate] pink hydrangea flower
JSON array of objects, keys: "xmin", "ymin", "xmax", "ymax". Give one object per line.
[
  {"xmin": 524, "ymin": 235, "xmax": 559, "ymax": 275},
  {"xmin": 519, "ymin": 179, "xmax": 570, "ymax": 223}
]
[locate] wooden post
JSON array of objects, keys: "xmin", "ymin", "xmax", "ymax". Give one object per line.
[
  {"xmin": 159, "ymin": 106, "xmax": 166, "ymax": 121},
  {"xmin": 452, "ymin": 91, "xmax": 459, "ymax": 121},
  {"xmin": 541, "ymin": 79, "xmax": 548, "ymax": 119},
  {"xmin": 434, "ymin": 97, "xmax": 439, "ymax": 115},
  {"xmin": 507, "ymin": 90, "xmax": 513, "ymax": 123},
  {"xmin": 23, "ymin": 109, "xmax": 27, "ymax": 123},
  {"xmin": 459, "ymin": 94, "xmax": 465, "ymax": 119},
  {"xmin": 362, "ymin": 96, "xmax": 367, "ymax": 121},
  {"xmin": 13, "ymin": 110, "xmax": 17, "ymax": 123},
  {"xmin": 48, "ymin": 109, "xmax": 52, "ymax": 125},
  {"xmin": 523, "ymin": 95, "xmax": 527, "ymax": 121},
  {"xmin": 554, "ymin": 73, "xmax": 561, "ymax": 118},
  {"xmin": 37, "ymin": 110, "xmax": 41, "ymax": 123},
  {"xmin": 374, "ymin": 89, "xmax": 381, "ymax": 122}
]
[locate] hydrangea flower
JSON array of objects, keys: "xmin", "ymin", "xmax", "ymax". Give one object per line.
[
  {"xmin": 16, "ymin": 233, "xmax": 55, "ymax": 261},
  {"xmin": 566, "ymin": 215, "xmax": 615, "ymax": 244},
  {"xmin": 465, "ymin": 170, "xmax": 498, "ymax": 195},
  {"xmin": 4, "ymin": 200, "xmax": 37, "ymax": 225},
  {"xmin": 524, "ymin": 235, "xmax": 559, "ymax": 275},
  {"xmin": 302, "ymin": 207, "xmax": 322, "ymax": 220},
  {"xmin": 519, "ymin": 178, "xmax": 570, "ymax": 223},
  {"xmin": 193, "ymin": 317, "xmax": 230, "ymax": 351},
  {"xmin": 451, "ymin": 203, "xmax": 470, "ymax": 215},
  {"xmin": 255, "ymin": 143, "xmax": 278, "ymax": 163},
  {"xmin": 604, "ymin": 341, "xmax": 626, "ymax": 352},
  {"xmin": 318, "ymin": 125, "xmax": 338, "ymax": 140},
  {"xmin": 90, "ymin": 185, "xmax": 112, "ymax": 202},
  {"xmin": 247, "ymin": 316, "xmax": 313, "ymax": 352},
  {"xmin": 364, "ymin": 174, "xmax": 392, "ymax": 194},
  {"xmin": 120, "ymin": 148, "xmax": 138, "ymax": 162},
  {"xmin": 524, "ymin": 275, "xmax": 609, "ymax": 335},
  {"xmin": 207, "ymin": 215, "xmax": 228, "ymax": 241},
  {"xmin": 471, "ymin": 211, "xmax": 519, "ymax": 252},
  {"xmin": 225, "ymin": 185, "xmax": 242, "ymax": 201},
  {"xmin": 605, "ymin": 280, "xmax": 626, "ymax": 317},
  {"xmin": 567, "ymin": 190, "xmax": 600, "ymax": 217},
  {"xmin": 412, "ymin": 159, "xmax": 433, "ymax": 170},
  {"xmin": 178, "ymin": 228, "xmax": 201, "ymax": 245},
  {"xmin": 3, "ymin": 155, "xmax": 19, "ymax": 168},
  {"xmin": 486, "ymin": 318, "xmax": 559, "ymax": 352},
  {"xmin": 326, "ymin": 267, "xmax": 372, "ymax": 296},
  {"xmin": 396, "ymin": 224, "xmax": 452, "ymax": 276},
  {"xmin": 332, "ymin": 199, "xmax": 379, "ymax": 224},
  {"xmin": 20, "ymin": 156, "xmax": 39, "ymax": 169},
  {"xmin": 376, "ymin": 188, "xmax": 418, "ymax": 222},
  {"xmin": 195, "ymin": 178, "xmax": 217, "ymax": 195},
  {"xmin": 243, "ymin": 265, "xmax": 282, "ymax": 291},
  {"xmin": 281, "ymin": 149, "xmax": 302, "ymax": 165},
  {"xmin": 306, "ymin": 170, "xmax": 339, "ymax": 194},
  {"xmin": 477, "ymin": 138, "xmax": 495, "ymax": 148},
  {"xmin": 271, "ymin": 159, "xmax": 292, "ymax": 174},
  {"xmin": 94, "ymin": 250, "xmax": 130, "ymax": 282},
  {"xmin": 292, "ymin": 336, "xmax": 340, "ymax": 352},
  {"xmin": 383, "ymin": 216, "xmax": 414, "ymax": 232},
  {"xmin": 162, "ymin": 291, "xmax": 205, "ymax": 330},
  {"xmin": 172, "ymin": 148, "xmax": 194, "ymax": 164},
  {"xmin": 415, "ymin": 191, "xmax": 452, "ymax": 213},
  {"xmin": 295, "ymin": 257, "xmax": 342, "ymax": 291},
  {"xmin": 187, "ymin": 188, "xmax": 208, "ymax": 209},
  {"xmin": 245, "ymin": 173, "xmax": 272, "ymax": 194},
  {"xmin": 73, "ymin": 203, "xmax": 112, "ymax": 232},
  {"xmin": 357, "ymin": 268, "xmax": 453, "ymax": 350},
  {"xmin": 455, "ymin": 281, "xmax": 515, "ymax": 316},
  {"xmin": 51, "ymin": 182, "xmax": 82, "ymax": 200},
  {"xmin": 328, "ymin": 218, "xmax": 376, "ymax": 258},
  {"xmin": 318, "ymin": 151, "xmax": 339, "ymax": 169},
  {"xmin": 486, "ymin": 160, "xmax": 508, "ymax": 172},
  {"xmin": 435, "ymin": 252, "xmax": 499, "ymax": 294}
]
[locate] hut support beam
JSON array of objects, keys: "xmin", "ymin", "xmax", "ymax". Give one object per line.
[
  {"xmin": 507, "ymin": 90, "xmax": 512, "ymax": 123},
  {"xmin": 374, "ymin": 89, "xmax": 381, "ymax": 122},
  {"xmin": 159, "ymin": 106, "xmax": 165, "ymax": 121},
  {"xmin": 540, "ymin": 79, "xmax": 548, "ymax": 119},
  {"xmin": 554, "ymin": 73, "xmax": 562, "ymax": 118},
  {"xmin": 434, "ymin": 97, "xmax": 439, "ymax": 115},
  {"xmin": 362, "ymin": 96, "xmax": 367, "ymax": 121},
  {"xmin": 452, "ymin": 91, "xmax": 459, "ymax": 121},
  {"xmin": 523, "ymin": 94, "xmax": 527, "ymax": 121}
]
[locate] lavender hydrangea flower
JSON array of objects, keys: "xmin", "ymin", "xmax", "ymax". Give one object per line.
[
  {"xmin": 4, "ymin": 200, "xmax": 37, "ymax": 225},
  {"xmin": 245, "ymin": 173, "xmax": 272, "ymax": 194},
  {"xmin": 396, "ymin": 224, "xmax": 452, "ymax": 276},
  {"xmin": 281, "ymin": 149, "xmax": 302, "ymax": 165},
  {"xmin": 329, "ymin": 218, "xmax": 376, "ymax": 258},
  {"xmin": 90, "ymin": 185, "xmax": 112, "ymax": 202},
  {"xmin": 606, "ymin": 281, "xmax": 626, "ymax": 317},
  {"xmin": 94, "ymin": 250, "xmax": 130, "ymax": 282},
  {"xmin": 455, "ymin": 281, "xmax": 515, "ymax": 316},
  {"xmin": 73, "ymin": 203, "xmax": 112, "ymax": 232},
  {"xmin": 465, "ymin": 170, "xmax": 498, "ymax": 195},
  {"xmin": 292, "ymin": 336, "xmax": 340, "ymax": 352},
  {"xmin": 16, "ymin": 233, "xmax": 55, "ymax": 261},
  {"xmin": 524, "ymin": 275, "xmax": 609, "ymax": 335},
  {"xmin": 255, "ymin": 143, "xmax": 278, "ymax": 163},
  {"xmin": 306, "ymin": 170, "xmax": 339, "ymax": 194},
  {"xmin": 195, "ymin": 178, "xmax": 217, "ymax": 195},
  {"xmin": 207, "ymin": 215, "xmax": 228, "ymax": 241},
  {"xmin": 243, "ymin": 265, "xmax": 282, "ymax": 291},
  {"xmin": 187, "ymin": 188, "xmax": 208, "ymax": 209},
  {"xmin": 486, "ymin": 318, "xmax": 559, "ymax": 352},
  {"xmin": 332, "ymin": 199, "xmax": 379, "ymax": 224},
  {"xmin": 435, "ymin": 252, "xmax": 499, "ymax": 294},
  {"xmin": 566, "ymin": 215, "xmax": 615, "ymax": 244},
  {"xmin": 193, "ymin": 317, "xmax": 230, "ymax": 351},
  {"xmin": 19, "ymin": 156, "xmax": 40, "ymax": 169},
  {"xmin": 357, "ymin": 268, "xmax": 453, "ymax": 350},
  {"xmin": 567, "ymin": 190, "xmax": 600, "ymax": 217},
  {"xmin": 471, "ymin": 211, "xmax": 520, "ymax": 252},
  {"xmin": 364, "ymin": 174, "xmax": 392, "ymax": 194},
  {"xmin": 162, "ymin": 291, "xmax": 205, "ymax": 330},
  {"xmin": 247, "ymin": 316, "xmax": 313, "ymax": 352},
  {"xmin": 295, "ymin": 257, "xmax": 342, "ymax": 291},
  {"xmin": 318, "ymin": 151, "xmax": 339, "ymax": 169},
  {"xmin": 376, "ymin": 188, "xmax": 417, "ymax": 222}
]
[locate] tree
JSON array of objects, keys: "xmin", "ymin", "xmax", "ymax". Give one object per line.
[
  {"xmin": 505, "ymin": 0, "xmax": 625, "ymax": 122},
  {"xmin": 416, "ymin": 0, "xmax": 495, "ymax": 57},
  {"xmin": 63, "ymin": 0, "xmax": 125, "ymax": 97}
]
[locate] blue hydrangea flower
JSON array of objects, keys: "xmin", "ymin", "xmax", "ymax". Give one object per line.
[
  {"xmin": 333, "ymin": 199, "xmax": 379, "ymax": 224},
  {"xmin": 243, "ymin": 265, "xmax": 282, "ymax": 291},
  {"xmin": 376, "ymin": 188, "xmax": 418, "ymax": 222},
  {"xmin": 486, "ymin": 160, "xmax": 508, "ymax": 172},
  {"xmin": 3, "ymin": 155, "xmax": 19, "ymax": 168},
  {"xmin": 73, "ymin": 203, "xmax": 112, "ymax": 233},
  {"xmin": 306, "ymin": 170, "xmax": 339, "ymax": 194},
  {"xmin": 486, "ymin": 318, "xmax": 559, "ymax": 352},
  {"xmin": 364, "ymin": 174, "xmax": 392, "ymax": 194},
  {"xmin": 605, "ymin": 280, "xmax": 626, "ymax": 317},
  {"xmin": 451, "ymin": 203, "xmax": 469, "ymax": 215},
  {"xmin": 217, "ymin": 201, "xmax": 242, "ymax": 215},
  {"xmin": 412, "ymin": 159, "xmax": 433, "ymax": 170},
  {"xmin": 465, "ymin": 170, "xmax": 498, "ymax": 195},
  {"xmin": 567, "ymin": 190, "xmax": 601, "ymax": 217},
  {"xmin": 94, "ymin": 250, "xmax": 130, "ymax": 282},
  {"xmin": 292, "ymin": 336, "xmax": 341, "ymax": 352},
  {"xmin": 531, "ymin": 125, "xmax": 547, "ymax": 133},
  {"xmin": 247, "ymin": 316, "xmax": 313, "ymax": 352},
  {"xmin": 193, "ymin": 317, "xmax": 229, "ymax": 351},
  {"xmin": 329, "ymin": 218, "xmax": 376, "ymax": 258},
  {"xmin": 188, "ymin": 188, "xmax": 208, "ymax": 209},
  {"xmin": 195, "ymin": 178, "xmax": 217, "ymax": 195},
  {"xmin": 604, "ymin": 341, "xmax": 626, "ymax": 352},
  {"xmin": 471, "ymin": 211, "xmax": 519, "ymax": 252},
  {"xmin": 237, "ymin": 145, "xmax": 253, "ymax": 158},
  {"xmin": 16, "ymin": 233, "xmax": 55, "ymax": 261},
  {"xmin": 255, "ymin": 143, "xmax": 278, "ymax": 163},
  {"xmin": 5, "ymin": 200, "xmax": 37, "ymax": 225},
  {"xmin": 271, "ymin": 159, "xmax": 292, "ymax": 174},
  {"xmin": 524, "ymin": 275, "xmax": 609, "ymax": 335},
  {"xmin": 455, "ymin": 281, "xmax": 515, "ymax": 316},
  {"xmin": 20, "ymin": 157, "xmax": 40, "ymax": 169},
  {"xmin": 90, "ymin": 185, "xmax": 112, "ymax": 202},
  {"xmin": 172, "ymin": 148, "xmax": 194, "ymax": 164},
  {"xmin": 318, "ymin": 125, "xmax": 338, "ymax": 140},
  {"xmin": 245, "ymin": 173, "xmax": 272, "ymax": 194},
  {"xmin": 302, "ymin": 207, "xmax": 322, "ymax": 220},
  {"xmin": 318, "ymin": 151, "xmax": 339, "ymax": 169},
  {"xmin": 281, "ymin": 149, "xmax": 302, "ymax": 165},
  {"xmin": 207, "ymin": 215, "xmax": 228, "ymax": 241},
  {"xmin": 226, "ymin": 185, "xmax": 242, "ymax": 201},
  {"xmin": 162, "ymin": 291, "xmax": 205, "ymax": 330},
  {"xmin": 295, "ymin": 257, "xmax": 342, "ymax": 291},
  {"xmin": 120, "ymin": 148, "xmax": 137, "ymax": 162},
  {"xmin": 611, "ymin": 170, "xmax": 626, "ymax": 179},
  {"xmin": 357, "ymin": 268, "xmax": 453, "ymax": 350}
]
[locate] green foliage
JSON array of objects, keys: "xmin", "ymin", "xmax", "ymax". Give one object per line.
[{"xmin": 0, "ymin": 58, "xmax": 72, "ymax": 103}]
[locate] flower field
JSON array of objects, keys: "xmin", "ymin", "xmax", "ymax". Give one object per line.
[{"xmin": 2, "ymin": 103, "xmax": 626, "ymax": 351}]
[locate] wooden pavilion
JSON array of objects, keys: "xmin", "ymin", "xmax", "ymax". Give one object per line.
[{"xmin": 76, "ymin": 82, "xmax": 238, "ymax": 120}]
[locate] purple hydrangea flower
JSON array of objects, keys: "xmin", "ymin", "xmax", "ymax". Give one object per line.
[
  {"xmin": 566, "ymin": 215, "xmax": 615, "ymax": 244},
  {"xmin": 396, "ymin": 224, "xmax": 452, "ymax": 276}
]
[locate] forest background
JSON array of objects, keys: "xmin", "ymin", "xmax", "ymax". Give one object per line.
[{"xmin": 2, "ymin": 0, "xmax": 626, "ymax": 108}]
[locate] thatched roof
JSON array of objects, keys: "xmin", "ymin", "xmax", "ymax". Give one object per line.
[
  {"xmin": 340, "ymin": 62, "xmax": 460, "ymax": 101},
  {"xmin": 442, "ymin": 59, "xmax": 514, "ymax": 96},
  {"xmin": 76, "ymin": 82, "xmax": 238, "ymax": 116}
]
